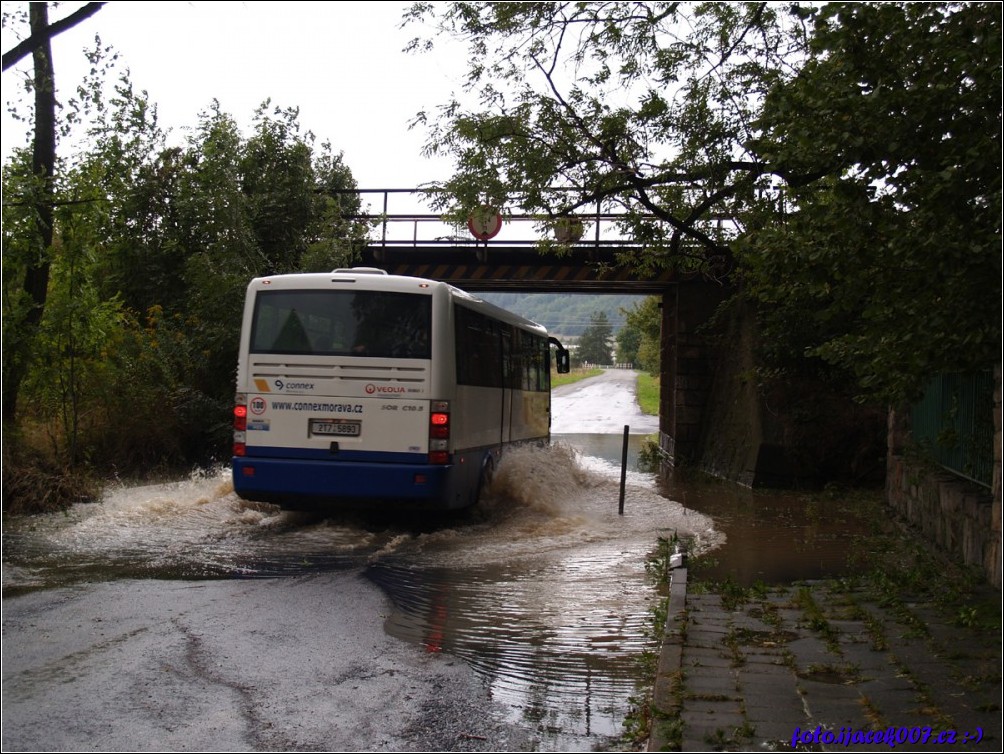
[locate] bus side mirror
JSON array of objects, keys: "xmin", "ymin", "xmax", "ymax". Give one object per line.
[
  {"xmin": 549, "ymin": 336, "xmax": 570, "ymax": 374},
  {"xmin": 556, "ymin": 348, "xmax": 570, "ymax": 374}
]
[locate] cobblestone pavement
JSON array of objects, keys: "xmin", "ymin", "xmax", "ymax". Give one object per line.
[{"xmin": 650, "ymin": 568, "xmax": 1001, "ymax": 752}]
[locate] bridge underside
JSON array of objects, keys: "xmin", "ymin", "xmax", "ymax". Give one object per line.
[
  {"xmin": 359, "ymin": 243, "xmax": 727, "ymax": 476},
  {"xmin": 359, "ymin": 244, "xmax": 674, "ymax": 292}
]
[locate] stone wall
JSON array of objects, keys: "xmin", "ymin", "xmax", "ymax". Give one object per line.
[
  {"xmin": 666, "ymin": 295, "xmax": 885, "ymax": 488},
  {"xmin": 885, "ymin": 366, "xmax": 1003, "ymax": 589},
  {"xmin": 658, "ymin": 283, "xmax": 726, "ymax": 468}
]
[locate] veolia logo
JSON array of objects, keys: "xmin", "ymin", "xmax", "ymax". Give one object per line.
[{"xmin": 366, "ymin": 384, "xmax": 406, "ymax": 394}]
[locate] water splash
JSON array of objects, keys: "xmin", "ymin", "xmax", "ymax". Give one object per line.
[{"xmin": 3, "ymin": 442, "xmax": 718, "ymax": 590}]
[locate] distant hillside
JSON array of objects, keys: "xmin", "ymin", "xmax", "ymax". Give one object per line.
[{"xmin": 480, "ymin": 293, "xmax": 648, "ymax": 337}]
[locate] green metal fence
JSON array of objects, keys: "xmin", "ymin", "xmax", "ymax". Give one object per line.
[{"xmin": 910, "ymin": 371, "xmax": 994, "ymax": 488}]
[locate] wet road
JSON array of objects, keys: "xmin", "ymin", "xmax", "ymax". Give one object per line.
[
  {"xmin": 2, "ymin": 575, "xmax": 525, "ymax": 751},
  {"xmin": 551, "ymin": 368, "xmax": 659, "ymax": 435},
  {"xmin": 3, "ymin": 369, "xmax": 713, "ymax": 751}
]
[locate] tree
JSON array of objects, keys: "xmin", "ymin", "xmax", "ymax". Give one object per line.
[
  {"xmin": 2, "ymin": 2, "xmax": 104, "ymax": 71},
  {"xmin": 618, "ymin": 296, "xmax": 661, "ymax": 374},
  {"xmin": 407, "ymin": 2, "xmax": 1001, "ymax": 405},
  {"xmin": 406, "ymin": 2, "xmax": 810, "ymax": 274},
  {"xmin": 615, "ymin": 320, "xmax": 641, "ymax": 367},
  {"xmin": 4, "ymin": 60, "xmax": 370, "ymax": 487},
  {"xmin": 301, "ymin": 142, "xmax": 371, "ymax": 271},
  {"xmin": 577, "ymin": 311, "xmax": 613, "ymax": 365},
  {"xmin": 2, "ymin": 1, "xmax": 106, "ymax": 425},
  {"xmin": 744, "ymin": 2, "xmax": 1001, "ymax": 402}
]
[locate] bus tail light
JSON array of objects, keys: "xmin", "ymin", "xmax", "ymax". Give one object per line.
[
  {"xmin": 233, "ymin": 394, "xmax": 247, "ymax": 456},
  {"xmin": 430, "ymin": 412, "xmax": 449, "ymax": 439},
  {"xmin": 429, "ymin": 400, "xmax": 450, "ymax": 464}
]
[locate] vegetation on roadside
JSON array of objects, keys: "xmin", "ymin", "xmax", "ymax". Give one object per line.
[
  {"xmin": 3, "ymin": 8, "xmax": 371, "ymax": 512},
  {"xmin": 408, "ymin": 2, "xmax": 999, "ymax": 407},
  {"xmin": 844, "ymin": 519, "xmax": 1002, "ymax": 635},
  {"xmin": 576, "ymin": 311, "xmax": 615, "ymax": 365},
  {"xmin": 617, "ymin": 297, "xmax": 661, "ymax": 376},
  {"xmin": 619, "ymin": 533, "xmax": 683, "ymax": 749},
  {"xmin": 2, "ymin": 439, "xmax": 102, "ymax": 514},
  {"xmin": 635, "ymin": 373, "xmax": 659, "ymax": 416},
  {"xmin": 550, "ymin": 367, "xmax": 603, "ymax": 389}
]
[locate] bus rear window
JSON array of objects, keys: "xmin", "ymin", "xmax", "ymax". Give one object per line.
[{"xmin": 250, "ymin": 290, "xmax": 432, "ymax": 358}]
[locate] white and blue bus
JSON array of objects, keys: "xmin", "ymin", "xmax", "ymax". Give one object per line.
[{"xmin": 232, "ymin": 268, "xmax": 570, "ymax": 510}]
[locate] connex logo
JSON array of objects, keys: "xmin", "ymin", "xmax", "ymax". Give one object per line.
[{"xmin": 275, "ymin": 379, "xmax": 315, "ymax": 391}]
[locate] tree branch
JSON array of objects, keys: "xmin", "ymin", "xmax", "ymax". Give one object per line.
[{"xmin": 2, "ymin": 2, "xmax": 106, "ymax": 72}]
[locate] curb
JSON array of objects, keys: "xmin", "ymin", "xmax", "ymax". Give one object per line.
[{"xmin": 648, "ymin": 566, "xmax": 687, "ymax": 752}]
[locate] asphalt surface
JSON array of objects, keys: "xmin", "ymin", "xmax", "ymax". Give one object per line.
[
  {"xmin": 2, "ymin": 574, "xmax": 530, "ymax": 751},
  {"xmin": 13, "ymin": 370, "xmax": 994, "ymax": 753},
  {"xmin": 551, "ymin": 368, "xmax": 659, "ymax": 435},
  {"xmin": 1, "ymin": 369, "xmax": 667, "ymax": 752}
]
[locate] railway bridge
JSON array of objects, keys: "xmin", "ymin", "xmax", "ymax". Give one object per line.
[{"xmin": 348, "ymin": 189, "xmax": 729, "ymax": 470}]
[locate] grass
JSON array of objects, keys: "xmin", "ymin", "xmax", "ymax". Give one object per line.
[
  {"xmin": 550, "ymin": 366, "xmax": 603, "ymax": 388},
  {"xmin": 620, "ymin": 535, "xmax": 683, "ymax": 749},
  {"xmin": 635, "ymin": 371, "xmax": 659, "ymax": 415},
  {"xmin": 792, "ymin": 586, "xmax": 841, "ymax": 652}
]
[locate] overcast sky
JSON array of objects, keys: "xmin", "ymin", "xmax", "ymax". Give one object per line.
[{"xmin": 1, "ymin": 1, "xmax": 463, "ymax": 189}]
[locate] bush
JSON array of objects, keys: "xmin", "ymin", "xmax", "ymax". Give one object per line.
[{"xmin": 2, "ymin": 433, "xmax": 101, "ymax": 514}]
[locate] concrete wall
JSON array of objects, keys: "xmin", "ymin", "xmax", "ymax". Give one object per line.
[
  {"xmin": 658, "ymin": 284, "xmax": 725, "ymax": 467},
  {"xmin": 660, "ymin": 292, "xmax": 885, "ymax": 488},
  {"xmin": 885, "ymin": 366, "xmax": 1003, "ymax": 589},
  {"xmin": 681, "ymin": 295, "xmax": 761, "ymax": 487}
]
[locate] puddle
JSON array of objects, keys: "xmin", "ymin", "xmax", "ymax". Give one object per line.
[{"xmin": 658, "ymin": 473, "xmax": 880, "ymax": 585}]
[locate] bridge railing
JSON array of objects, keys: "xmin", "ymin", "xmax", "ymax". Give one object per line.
[{"xmin": 337, "ymin": 188, "xmax": 636, "ymax": 248}]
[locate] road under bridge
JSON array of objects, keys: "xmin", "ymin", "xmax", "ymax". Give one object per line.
[{"xmin": 348, "ymin": 189, "xmax": 729, "ymax": 470}]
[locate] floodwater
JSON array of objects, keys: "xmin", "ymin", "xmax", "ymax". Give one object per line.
[
  {"xmin": 658, "ymin": 473, "xmax": 880, "ymax": 586},
  {"xmin": 1, "ymin": 369, "xmax": 878, "ymax": 750}
]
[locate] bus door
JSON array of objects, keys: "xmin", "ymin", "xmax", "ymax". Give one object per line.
[{"xmin": 500, "ymin": 325, "xmax": 513, "ymax": 445}]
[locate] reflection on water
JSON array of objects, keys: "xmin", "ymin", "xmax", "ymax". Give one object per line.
[
  {"xmin": 366, "ymin": 442, "xmax": 718, "ymax": 750},
  {"xmin": 552, "ymin": 432, "xmax": 655, "ymax": 479},
  {"xmin": 369, "ymin": 552, "xmax": 650, "ymax": 748}
]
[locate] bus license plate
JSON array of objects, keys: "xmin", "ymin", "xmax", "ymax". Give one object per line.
[{"xmin": 309, "ymin": 419, "xmax": 361, "ymax": 437}]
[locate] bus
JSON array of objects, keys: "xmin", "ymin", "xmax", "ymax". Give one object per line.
[{"xmin": 231, "ymin": 268, "xmax": 570, "ymax": 510}]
